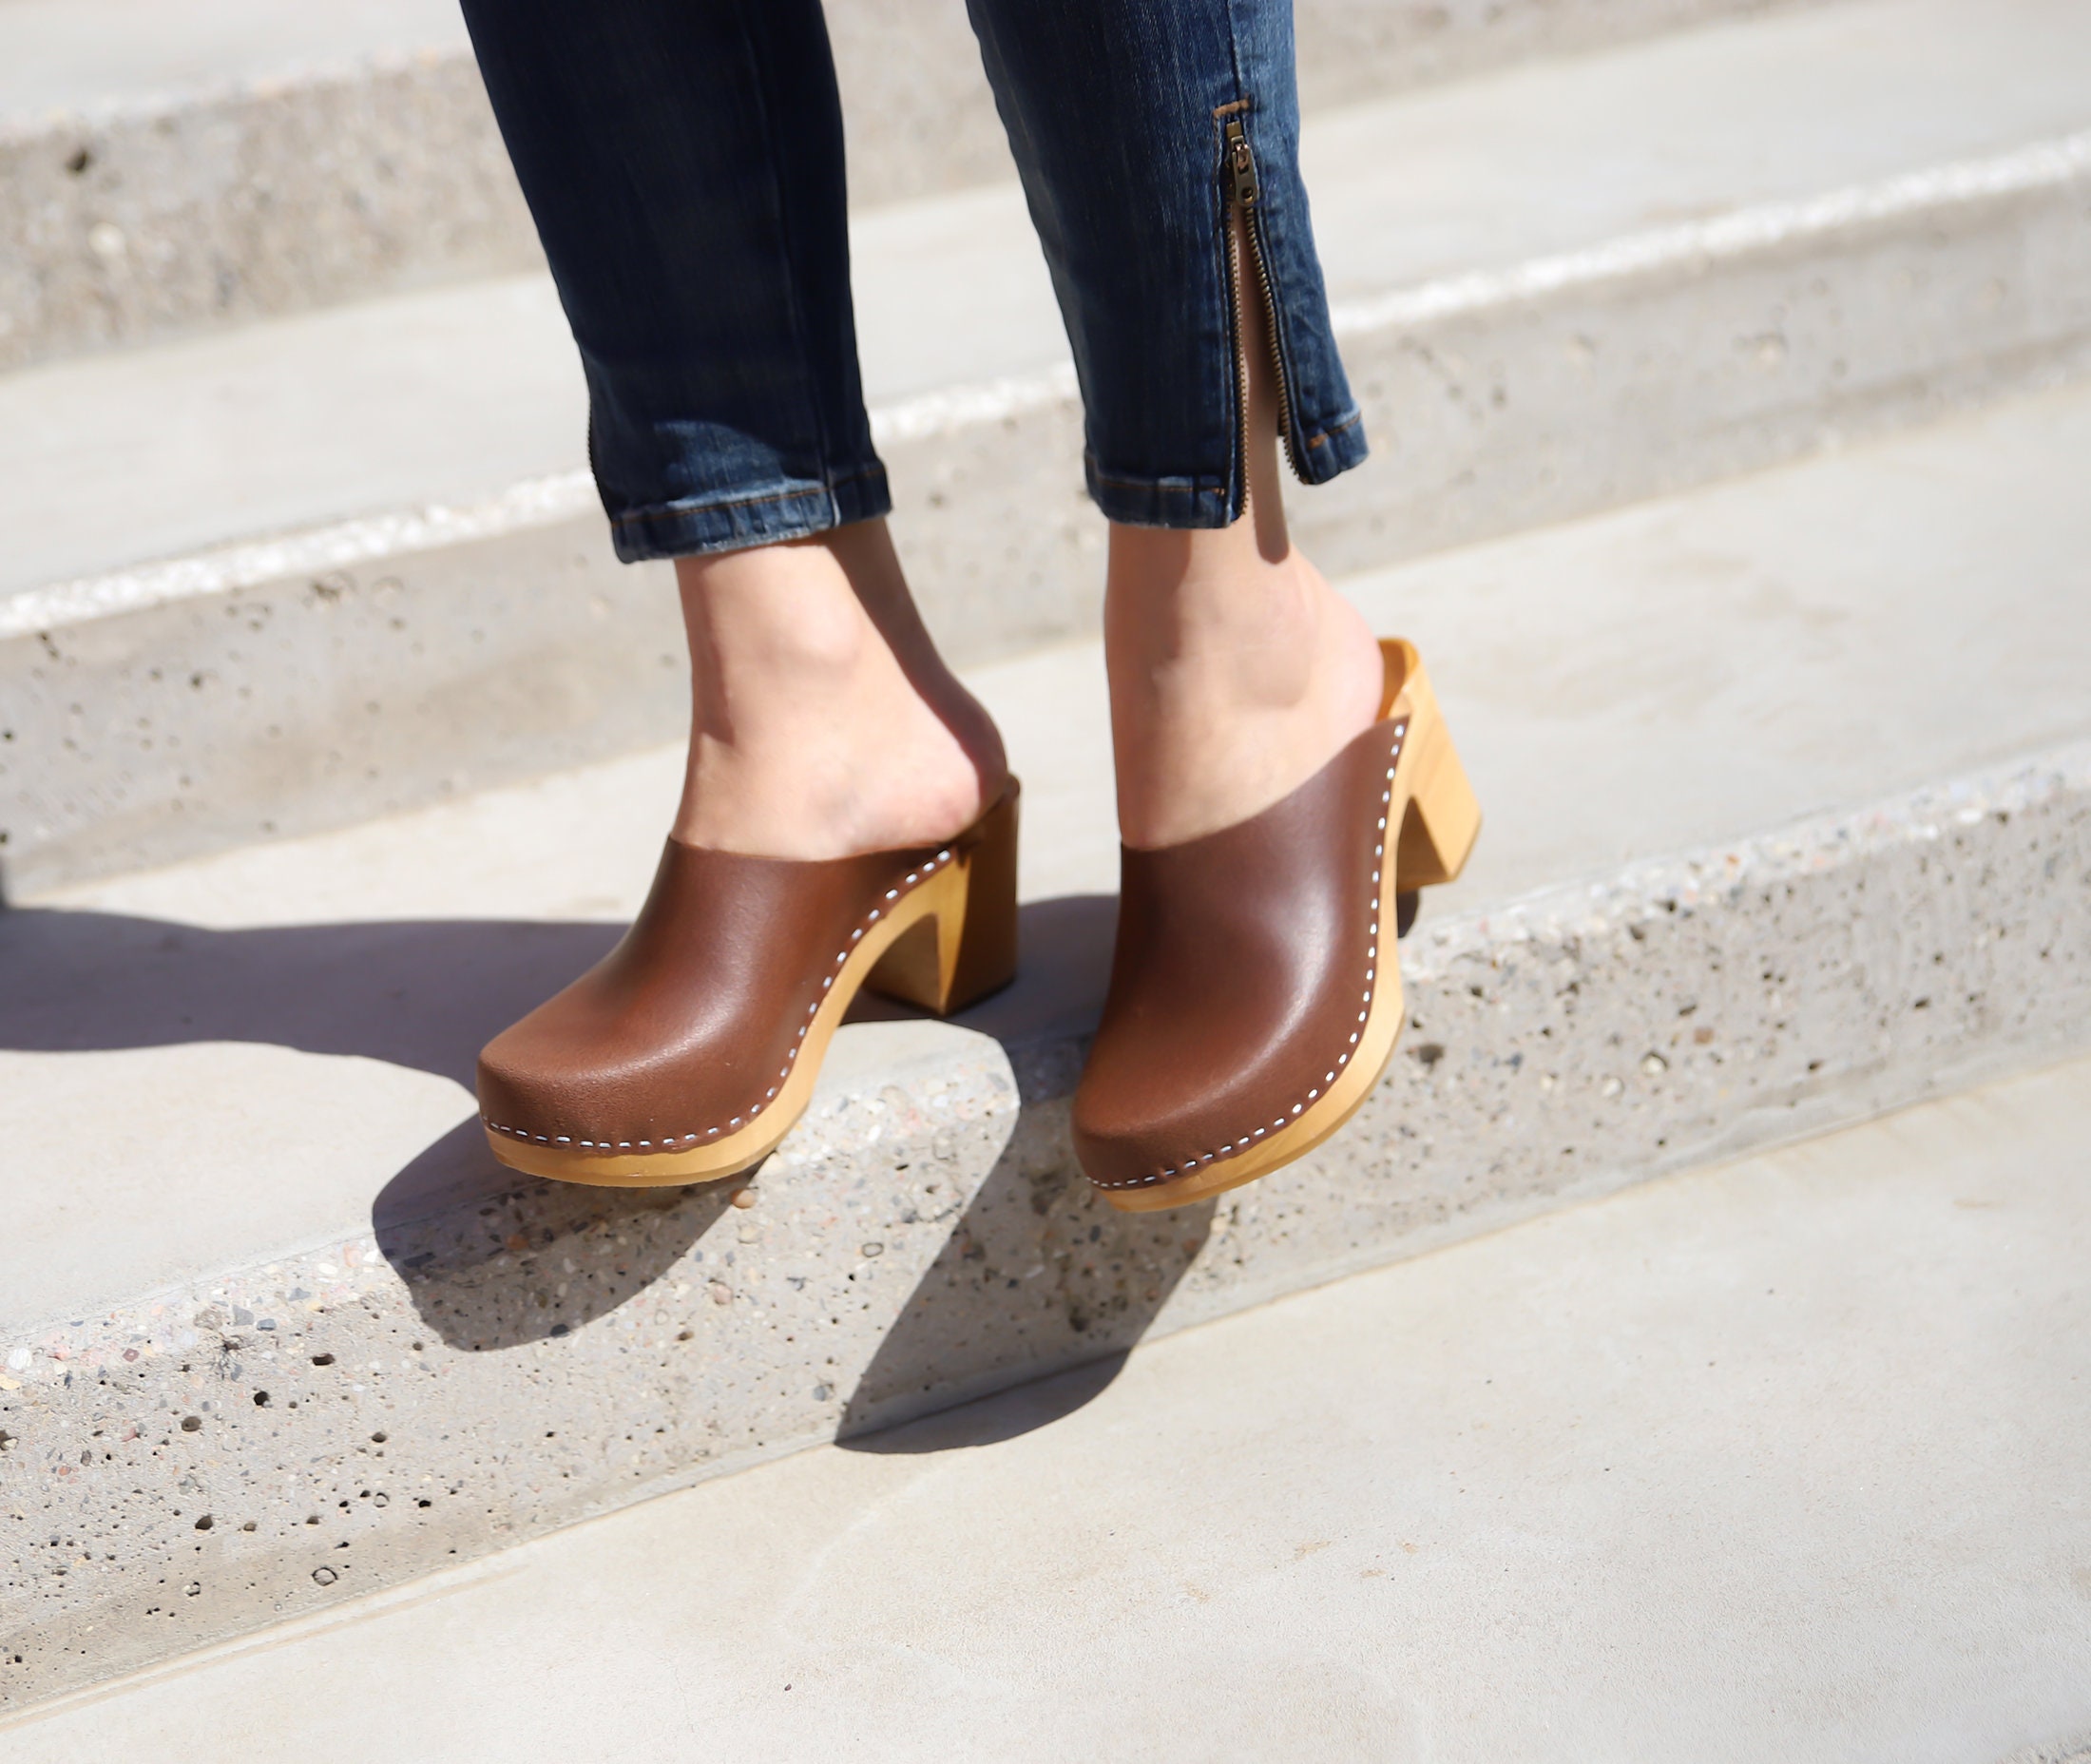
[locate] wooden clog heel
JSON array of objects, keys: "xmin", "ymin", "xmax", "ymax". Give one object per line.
[{"xmin": 862, "ymin": 778, "xmax": 1020, "ymax": 1016}]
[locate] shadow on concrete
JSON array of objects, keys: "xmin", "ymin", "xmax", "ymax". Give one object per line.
[
  {"xmin": 836, "ymin": 891, "xmax": 1429, "ymax": 1450},
  {"xmin": 834, "ymin": 1151, "xmax": 1215, "ymax": 1448},
  {"xmin": 0, "ymin": 892, "xmax": 1126, "ymax": 1115},
  {"xmin": 0, "ymin": 902, "xmax": 741, "ymax": 1350},
  {"xmin": 843, "ymin": 1352, "xmax": 1134, "ymax": 1453},
  {"xmin": 370, "ymin": 1122, "xmax": 742, "ymax": 1352},
  {"xmin": 0, "ymin": 905, "xmax": 623, "ymax": 1090},
  {"xmin": 1, "ymin": 878, "xmax": 1429, "ymax": 1435},
  {"xmin": 0, "ymin": 892, "xmax": 1202, "ymax": 1435},
  {"xmin": 834, "ymin": 891, "xmax": 1212, "ymax": 1448}
]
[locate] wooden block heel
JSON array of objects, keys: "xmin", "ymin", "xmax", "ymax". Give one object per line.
[
  {"xmin": 1383, "ymin": 638, "xmax": 1482, "ymax": 892},
  {"xmin": 867, "ymin": 780, "xmax": 1020, "ymax": 1016},
  {"xmin": 476, "ymin": 778, "xmax": 1022, "ymax": 1188},
  {"xmin": 1075, "ymin": 640, "xmax": 1480, "ymax": 1212}
]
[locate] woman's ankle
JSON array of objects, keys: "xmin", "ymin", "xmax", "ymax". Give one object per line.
[
  {"xmin": 670, "ymin": 522, "xmax": 1006, "ymax": 858},
  {"xmin": 1104, "ymin": 521, "xmax": 1382, "ymax": 850}
]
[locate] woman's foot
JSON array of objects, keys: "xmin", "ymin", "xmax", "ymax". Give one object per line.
[
  {"xmin": 672, "ymin": 518, "xmax": 1007, "ymax": 858},
  {"xmin": 1079, "ymin": 218, "xmax": 1482, "ymax": 1209},
  {"xmin": 478, "ymin": 517, "xmax": 1017, "ymax": 1190}
]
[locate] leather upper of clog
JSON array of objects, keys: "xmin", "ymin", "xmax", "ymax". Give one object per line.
[
  {"xmin": 1072, "ymin": 713, "xmax": 1408, "ymax": 1193},
  {"xmin": 477, "ymin": 835, "xmax": 950, "ymax": 1158}
]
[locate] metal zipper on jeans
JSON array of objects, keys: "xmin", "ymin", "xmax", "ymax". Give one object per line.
[{"xmin": 1222, "ymin": 117, "xmax": 1300, "ymax": 483}]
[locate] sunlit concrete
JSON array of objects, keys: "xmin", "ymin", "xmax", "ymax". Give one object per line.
[{"xmin": 12, "ymin": 1057, "xmax": 2091, "ymax": 1762}]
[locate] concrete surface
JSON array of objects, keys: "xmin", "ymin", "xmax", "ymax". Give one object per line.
[
  {"xmin": 7, "ymin": 0, "xmax": 2088, "ymax": 890},
  {"xmin": 3, "ymin": 379, "xmax": 2087, "ymax": 1699},
  {"xmin": 5, "ymin": 0, "xmax": 2089, "ymax": 1696},
  {"xmin": 0, "ymin": 22, "xmax": 530, "ymax": 377},
  {"xmin": 12, "ymin": 362, "xmax": 2091, "ymax": 907},
  {"xmin": 0, "ymin": 0, "xmax": 468, "ymax": 116},
  {"xmin": 0, "ymin": 0, "xmax": 1821, "ymax": 372},
  {"xmin": 9, "ymin": 1053, "xmax": 2091, "ymax": 1760}
]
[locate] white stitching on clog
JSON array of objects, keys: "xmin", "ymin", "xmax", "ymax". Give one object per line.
[{"xmin": 485, "ymin": 837, "xmax": 963, "ymax": 1157}]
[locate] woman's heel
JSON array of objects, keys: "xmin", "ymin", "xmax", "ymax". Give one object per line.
[
  {"xmin": 867, "ymin": 779, "xmax": 1021, "ymax": 1016},
  {"xmin": 1382, "ymin": 640, "xmax": 1481, "ymax": 891}
]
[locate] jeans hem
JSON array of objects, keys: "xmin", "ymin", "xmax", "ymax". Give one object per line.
[
  {"xmin": 1292, "ymin": 408, "xmax": 1370, "ymax": 486},
  {"xmin": 1084, "ymin": 408, "xmax": 1369, "ymax": 528},
  {"xmin": 607, "ymin": 463, "xmax": 892, "ymax": 563},
  {"xmin": 1085, "ymin": 457, "xmax": 1234, "ymax": 529}
]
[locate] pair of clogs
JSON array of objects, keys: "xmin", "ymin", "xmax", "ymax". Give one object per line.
[{"xmin": 476, "ymin": 640, "xmax": 1479, "ymax": 1211}]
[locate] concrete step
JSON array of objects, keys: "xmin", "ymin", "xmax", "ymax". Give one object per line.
[
  {"xmin": 8, "ymin": 1056, "xmax": 2091, "ymax": 1758},
  {"xmin": 0, "ymin": 0, "xmax": 1828, "ymax": 373},
  {"xmin": 3, "ymin": 379, "xmax": 2087, "ymax": 1710},
  {"xmin": 7, "ymin": 0, "xmax": 2089, "ymax": 894}
]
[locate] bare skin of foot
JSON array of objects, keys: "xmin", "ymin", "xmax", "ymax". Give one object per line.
[
  {"xmin": 1103, "ymin": 209, "xmax": 1384, "ymax": 852},
  {"xmin": 671, "ymin": 518, "xmax": 1005, "ymax": 859}
]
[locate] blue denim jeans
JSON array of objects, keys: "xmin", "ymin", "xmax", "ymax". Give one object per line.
[{"xmin": 460, "ymin": 0, "xmax": 1368, "ymax": 561}]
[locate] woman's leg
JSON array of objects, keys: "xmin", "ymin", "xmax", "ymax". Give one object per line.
[
  {"xmin": 1103, "ymin": 209, "xmax": 1383, "ymax": 851},
  {"xmin": 459, "ymin": 0, "xmax": 1002, "ymax": 857},
  {"xmin": 465, "ymin": 0, "xmax": 1018, "ymax": 1189},
  {"xmin": 967, "ymin": 0, "xmax": 1378, "ymax": 849},
  {"xmin": 969, "ymin": 0, "xmax": 1480, "ymax": 1209}
]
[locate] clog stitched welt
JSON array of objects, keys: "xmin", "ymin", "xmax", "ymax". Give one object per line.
[
  {"xmin": 480, "ymin": 848, "xmax": 955, "ymax": 1149},
  {"xmin": 1090, "ymin": 719, "xmax": 1409, "ymax": 1191}
]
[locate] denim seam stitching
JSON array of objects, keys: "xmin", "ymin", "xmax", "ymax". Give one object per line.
[
  {"xmin": 730, "ymin": 10, "xmax": 843, "ymax": 526},
  {"xmin": 1211, "ymin": 17, "xmax": 1320, "ymax": 486},
  {"xmin": 1301, "ymin": 408, "xmax": 1365, "ymax": 451},
  {"xmin": 1084, "ymin": 456, "xmax": 1229, "ymax": 500},
  {"xmin": 1209, "ymin": 101, "xmax": 1248, "ymax": 522}
]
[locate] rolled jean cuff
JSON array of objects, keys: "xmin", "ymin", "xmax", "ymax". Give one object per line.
[
  {"xmin": 1084, "ymin": 456, "xmax": 1232, "ymax": 529},
  {"xmin": 1293, "ymin": 407, "xmax": 1372, "ymax": 488},
  {"xmin": 1083, "ymin": 404, "xmax": 1371, "ymax": 529},
  {"xmin": 606, "ymin": 462, "xmax": 892, "ymax": 563}
]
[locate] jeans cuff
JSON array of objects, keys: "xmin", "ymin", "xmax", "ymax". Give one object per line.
[
  {"xmin": 1083, "ymin": 457, "xmax": 1234, "ymax": 529},
  {"xmin": 607, "ymin": 463, "xmax": 892, "ymax": 563},
  {"xmin": 1083, "ymin": 409, "xmax": 1370, "ymax": 529},
  {"xmin": 1292, "ymin": 408, "xmax": 1370, "ymax": 487}
]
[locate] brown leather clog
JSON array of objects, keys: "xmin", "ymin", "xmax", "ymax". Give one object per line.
[
  {"xmin": 1073, "ymin": 640, "xmax": 1478, "ymax": 1211},
  {"xmin": 477, "ymin": 780, "xmax": 1019, "ymax": 1186}
]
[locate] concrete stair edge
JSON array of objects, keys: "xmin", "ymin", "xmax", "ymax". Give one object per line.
[
  {"xmin": 4, "ymin": 732, "xmax": 2086, "ymax": 1712},
  {"xmin": 10, "ymin": 1053, "xmax": 2091, "ymax": 1754},
  {"xmin": 7, "ymin": 125, "xmax": 2088, "ymax": 894}
]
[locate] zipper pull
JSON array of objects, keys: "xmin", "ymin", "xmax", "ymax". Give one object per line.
[{"xmin": 1223, "ymin": 119, "xmax": 1259, "ymax": 207}]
